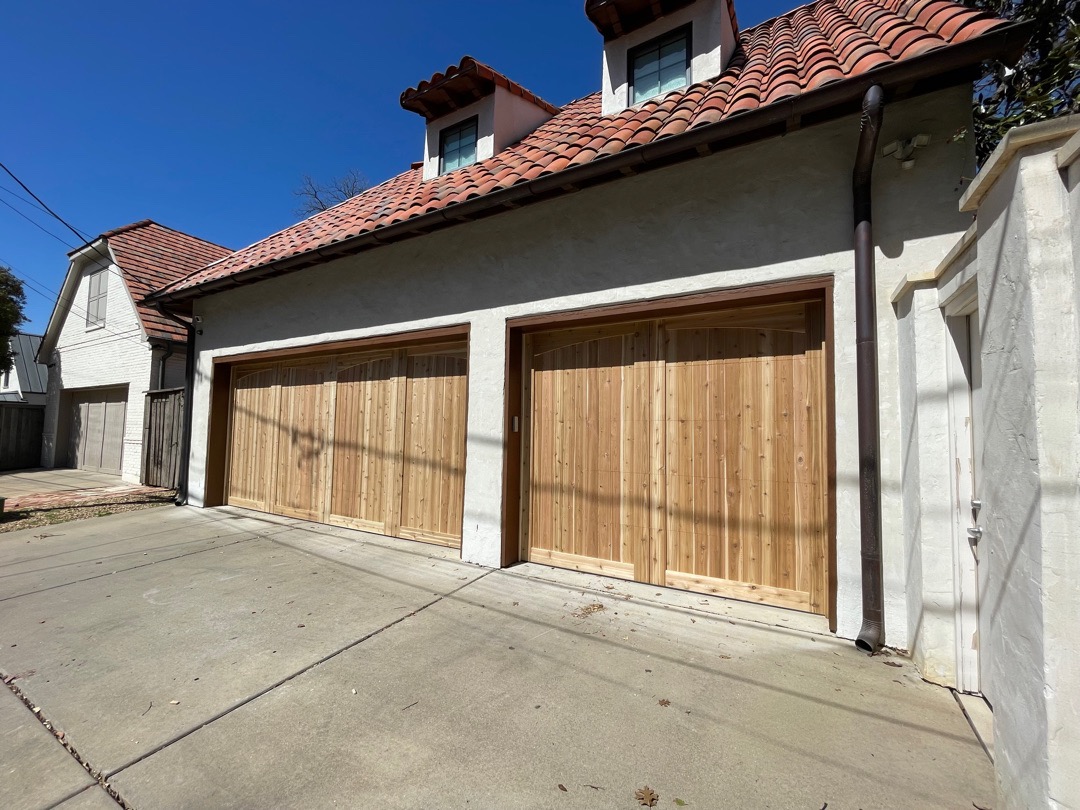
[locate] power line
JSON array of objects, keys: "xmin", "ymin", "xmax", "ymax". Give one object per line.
[
  {"xmin": 0, "ymin": 183, "xmax": 54, "ymax": 219},
  {"xmin": 0, "ymin": 160, "xmax": 93, "ymax": 244},
  {"xmin": 0, "ymin": 196, "xmax": 77, "ymax": 249},
  {"xmin": 0, "ymin": 159, "xmax": 121, "ymax": 278}
]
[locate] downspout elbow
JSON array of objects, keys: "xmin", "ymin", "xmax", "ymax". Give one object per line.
[{"xmin": 853, "ymin": 84, "xmax": 886, "ymax": 655}]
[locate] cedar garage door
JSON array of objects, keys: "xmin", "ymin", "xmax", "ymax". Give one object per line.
[
  {"xmin": 67, "ymin": 386, "xmax": 127, "ymax": 474},
  {"xmin": 226, "ymin": 343, "xmax": 468, "ymax": 547},
  {"xmin": 521, "ymin": 300, "xmax": 831, "ymax": 615}
]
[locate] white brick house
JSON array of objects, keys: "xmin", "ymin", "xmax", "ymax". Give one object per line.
[{"xmin": 38, "ymin": 220, "xmax": 230, "ymax": 482}]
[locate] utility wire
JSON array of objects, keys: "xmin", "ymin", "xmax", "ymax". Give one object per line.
[
  {"xmin": 0, "ymin": 160, "xmax": 93, "ymax": 244},
  {"xmin": 0, "ymin": 159, "xmax": 124, "ymax": 279},
  {"xmin": 0, "ymin": 197, "xmax": 77, "ymax": 249},
  {"xmin": 0, "ymin": 163, "xmax": 158, "ymax": 306},
  {"xmin": 0, "ymin": 183, "xmax": 54, "ymax": 218}
]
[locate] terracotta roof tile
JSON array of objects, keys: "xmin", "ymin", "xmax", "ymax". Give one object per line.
[
  {"xmin": 102, "ymin": 222, "xmax": 232, "ymax": 341},
  {"xmin": 154, "ymin": 0, "xmax": 1009, "ymax": 299}
]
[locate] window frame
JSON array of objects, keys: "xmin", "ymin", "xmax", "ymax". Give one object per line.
[
  {"xmin": 439, "ymin": 116, "xmax": 480, "ymax": 175},
  {"xmin": 627, "ymin": 23, "xmax": 693, "ymax": 106},
  {"xmin": 85, "ymin": 268, "xmax": 108, "ymax": 330}
]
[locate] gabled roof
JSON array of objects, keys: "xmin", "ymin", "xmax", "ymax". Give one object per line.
[
  {"xmin": 99, "ymin": 221, "xmax": 232, "ymax": 341},
  {"xmin": 148, "ymin": 0, "xmax": 1024, "ymax": 305}
]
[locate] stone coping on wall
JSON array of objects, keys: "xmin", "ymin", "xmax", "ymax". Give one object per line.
[
  {"xmin": 890, "ymin": 223, "xmax": 977, "ymax": 304},
  {"xmin": 959, "ymin": 115, "xmax": 1080, "ymax": 212}
]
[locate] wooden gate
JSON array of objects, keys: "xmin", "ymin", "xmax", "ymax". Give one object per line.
[
  {"xmin": 0, "ymin": 403, "xmax": 45, "ymax": 471},
  {"xmin": 521, "ymin": 300, "xmax": 831, "ymax": 615},
  {"xmin": 142, "ymin": 388, "xmax": 184, "ymax": 488},
  {"xmin": 226, "ymin": 343, "xmax": 468, "ymax": 547}
]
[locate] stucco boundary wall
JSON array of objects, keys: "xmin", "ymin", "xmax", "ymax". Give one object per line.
[{"xmin": 894, "ymin": 116, "xmax": 1080, "ymax": 810}]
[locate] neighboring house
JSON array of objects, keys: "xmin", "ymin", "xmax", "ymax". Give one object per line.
[
  {"xmin": 0, "ymin": 333, "xmax": 49, "ymax": 471},
  {"xmin": 38, "ymin": 220, "xmax": 231, "ymax": 481},
  {"xmin": 1, "ymin": 333, "xmax": 47, "ymax": 405},
  {"xmin": 141, "ymin": 1, "xmax": 1078, "ymax": 806}
]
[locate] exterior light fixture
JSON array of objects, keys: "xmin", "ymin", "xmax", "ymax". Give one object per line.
[{"xmin": 881, "ymin": 134, "xmax": 932, "ymax": 169}]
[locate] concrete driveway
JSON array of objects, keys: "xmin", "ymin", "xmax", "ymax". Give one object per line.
[
  {"xmin": 0, "ymin": 470, "xmax": 127, "ymax": 500},
  {"xmin": 0, "ymin": 507, "xmax": 993, "ymax": 809}
]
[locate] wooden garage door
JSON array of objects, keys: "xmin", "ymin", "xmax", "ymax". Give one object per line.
[
  {"xmin": 522, "ymin": 301, "xmax": 830, "ymax": 615},
  {"xmin": 226, "ymin": 344, "xmax": 468, "ymax": 547},
  {"xmin": 68, "ymin": 387, "xmax": 127, "ymax": 474}
]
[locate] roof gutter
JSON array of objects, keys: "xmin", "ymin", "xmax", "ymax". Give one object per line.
[{"xmin": 145, "ymin": 20, "xmax": 1031, "ymax": 307}]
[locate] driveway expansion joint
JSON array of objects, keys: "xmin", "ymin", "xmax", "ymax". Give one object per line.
[
  {"xmin": 104, "ymin": 568, "xmax": 494, "ymax": 781},
  {"xmin": 2, "ymin": 672, "xmax": 127, "ymax": 809}
]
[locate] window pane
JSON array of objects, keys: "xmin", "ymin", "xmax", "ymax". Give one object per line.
[
  {"xmin": 631, "ymin": 28, "xmax": 688, "ymax": 103},
  {"xmin": 441, "ymin": 119, "xmax": 478, "ymax": 173}
]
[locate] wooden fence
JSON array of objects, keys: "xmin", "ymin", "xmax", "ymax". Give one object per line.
[
  {"xmin": 142, "ymin": 388, "xmax": 184, "ymax": 489},
  {"xmin": 0, "ymin": 403, "xmax": 44, "ymax": 471}
]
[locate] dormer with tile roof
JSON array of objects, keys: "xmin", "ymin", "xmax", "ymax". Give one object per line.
[
  {"xmin": 587, "ymin": 0, "xmax": 739, "ymax": 115},
  {"xmin": 401, "ymin": 57, "xmax": 561, "ymax": 181}
]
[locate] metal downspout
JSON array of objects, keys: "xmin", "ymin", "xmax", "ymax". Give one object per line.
[
  {"xmin": 853, "ymin": 84, "xmax": 886, "ymax": 654},
  {"xmin": 155, "ymin": 308, "xmax": 195, "ymax": 507},
  {"xmin": 154, "ymin": 341, "xmax": 174, "ymax": 390}
]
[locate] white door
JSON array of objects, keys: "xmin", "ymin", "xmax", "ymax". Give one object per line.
[{"xmin": 947, "ymin": 312, "xmax": 983, "ymax": 694}]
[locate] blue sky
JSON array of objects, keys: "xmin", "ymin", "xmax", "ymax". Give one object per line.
[{"xmin": 3, "ymin": 1, "xmax": 794, "ymax": 333}]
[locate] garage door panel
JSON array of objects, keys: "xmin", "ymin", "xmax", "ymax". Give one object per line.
[
  {"xmin": 228, "ymin": 367, "xmax": 279, "ymax": 511},
  {"xmin": 274, "ymin": 362, "xmax": 332, "ymax": 521},
  {"xmin": 526, "ymin": 329, "xmax": 654, "ymax": 577},
  {"xmin": 99, "ymin": 394, "xmax": 127, "ymax": 475},
  {"xmin": 398, "ymin": 352, "xmax": 467, "ymax": 546},
  {"xmin": 663, "ymin": 324, "xmax": 823, "ymax": 598},
  {"xmin": 329, "ymin": 354, "xmax": 400, "ymax": 532}
]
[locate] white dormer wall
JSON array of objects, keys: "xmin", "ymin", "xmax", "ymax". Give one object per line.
[
  {"xmin": 422, "ymin": 86, "xmax": 555, "ymax": 180},
  {"xmin": 601, "ymin": 0, "xmax": 737, "ymax": 116}
]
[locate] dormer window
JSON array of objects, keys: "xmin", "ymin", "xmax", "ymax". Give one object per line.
[
  {"xmin": 629, "ymin": 25, "xmax": 691, "ymax": 104},
  {"xmin": 588, "ymin": 0, "xmax": 739, "ymax": 116},
  {"xmin": 440, "ymin": 117, "xmax": 479, "ymax": 174},
  {"xmin": 401, "ymin": 57, "xmax": 560, "ymax": 181}
]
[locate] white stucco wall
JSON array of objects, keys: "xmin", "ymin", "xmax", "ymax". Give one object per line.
[
  {"xmin": 600, "ymin": 0, "xmax": 736, "ymax": 115},
  {"xmin": 894, "ymin": 281, "xmax": 956, "ymax": 684},
  {"xmin": 186, "ymin": 87, "xmax": 974, "ymax": 648},
  {"xmin": 42, "ymin": 258, "xmax": 155, "ymax": 482},
  {"xmin": 933, "ymin": 122, "xmax": 1080, "ymax": 810}
]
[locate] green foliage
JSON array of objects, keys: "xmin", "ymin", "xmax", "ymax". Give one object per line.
[
  {"xmin": 971, "ymin": 0, "xmax": 1080, "ymax": 162},
  {"xmin": 0, "ymin": 265, "xmax": 28, "ymax": 374}
]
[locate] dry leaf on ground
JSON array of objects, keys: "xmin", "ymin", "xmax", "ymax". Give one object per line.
[
  {"xmin": 635, "ymin": 786, "xmax": 659, "ymax": 807},
  {"xmin": 557, "ymin": 784, "xmax": 567, "ymax": 792},
  {"xmin": 658, "ymin": 699, "xmax": 671, "ymax": 707},
  {"xmin": 571, "ymin": 602, "xmax": 606, "ymax": 619}
]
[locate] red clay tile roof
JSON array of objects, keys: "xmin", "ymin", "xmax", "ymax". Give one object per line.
[
  {"xmin": 102, "ymin": 221, "xmax": 232, "ymax": 341},
  {"xmin": 402, "ymin": 56, "xmax": 562, "ymax": 121},
  {"xmin": 153, "ymin": 0, "xmax": 1014, "ymax": 302}
]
